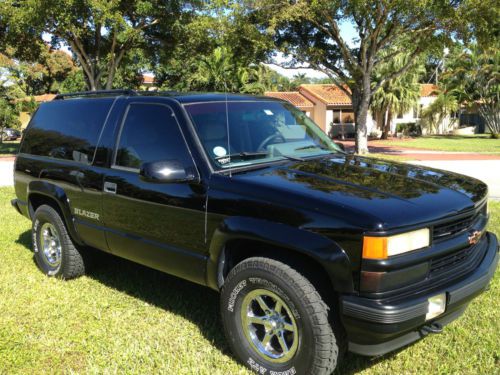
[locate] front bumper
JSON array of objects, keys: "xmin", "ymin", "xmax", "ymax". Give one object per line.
[{"xmin": 341, "ymin": 232, "xmax": 498, "ymax": 356}]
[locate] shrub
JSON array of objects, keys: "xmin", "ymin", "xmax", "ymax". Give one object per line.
[{"xmin": 396, "ymin": 122, "xmax": 421, "ymax": 136}]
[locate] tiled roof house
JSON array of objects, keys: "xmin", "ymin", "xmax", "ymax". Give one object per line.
[
  {"xmin": 265, "ymin": 83, "xmax": 441, "ymax": 136},
  {"xmin": 264, "ymin": 91, "xmax": 314, "ymax": 112}
]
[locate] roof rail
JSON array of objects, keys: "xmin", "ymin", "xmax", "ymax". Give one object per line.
[{"xmin": 54, "ymin": 89, "xmax": 137, "ymax": 100}]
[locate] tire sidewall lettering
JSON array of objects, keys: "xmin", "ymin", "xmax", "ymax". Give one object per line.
[
  {"xmin": 32, "ymin": 218, "xmax": 40, "ymax": 253},
  {"xmin": 225, "ymin": 273, "xmax": 305, "ymax": 375},
  {"xmin": 32, "ymin": 211, "xmax": 63, "ymax": 276},
  {"xmin": 247, "ymin": 357, "xmax": 297, "ymax": 375},
  {"xmin": 227, "ymin": 279, "xmax": 247, "ymax": 312}
]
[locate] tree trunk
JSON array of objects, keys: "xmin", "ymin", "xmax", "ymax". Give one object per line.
[
  {"xmin": 478, "ymin": 103, "xmax": 500, "ymax": 136},
  {"xmin": 380, "ymin": 109, "xmax": 388, "ymax": 139},
  {"xmin": 85, "ymin": 75, "xmax": 99, "ymax": 91},
  {"xmin": 353, "ymin": 90, "xmax": 371, "ymax": 154},
  {"xmin": 381, "ymin": 109, "xmax": 393, "ymax": 139},
  {"xmin": 105, "ymin": 75, "xmax": 114, "ymax": 90},
  {"xmin": 46, "ymin": 79, "xmax": 53, "ymax": 93}
]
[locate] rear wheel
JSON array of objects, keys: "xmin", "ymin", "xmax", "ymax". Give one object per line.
[
  {"xmin": 221, "ymin": 257, "xmax": 339, "ymax": 375},
  {"xmin": 32, "ymin": 204, "xmax": 85, "ymax": 279}
]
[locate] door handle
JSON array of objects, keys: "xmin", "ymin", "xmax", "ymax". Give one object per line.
[{"xmin": 104, "ymin": 181, "xmax": 117, "ymax": 194}]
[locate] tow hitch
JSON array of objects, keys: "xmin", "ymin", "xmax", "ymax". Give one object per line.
[{"xmin": 420, "ymin": 322, "xmax": 443, "ymax": 336}]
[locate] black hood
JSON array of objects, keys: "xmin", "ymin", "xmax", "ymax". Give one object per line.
[{"xmin": 228, "ymin": 154, "xmax": 488, "ymax": 230}]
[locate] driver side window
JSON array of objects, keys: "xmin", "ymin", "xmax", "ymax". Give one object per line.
[{"xmin": 115, "ymin": 103, "xmax": 193, "ymax": 170}]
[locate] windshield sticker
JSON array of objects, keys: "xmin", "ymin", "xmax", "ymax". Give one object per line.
[
  {"xmin": 213, "ymin": 146, "xmax": 227, "ymax": 157},
  {"xmin": 217, "ymin": 157, "xmax": 231, "ymax": 165},
  {"xmin": 264, "ymin": 109, "xmax": 274, "ymax": 116}
]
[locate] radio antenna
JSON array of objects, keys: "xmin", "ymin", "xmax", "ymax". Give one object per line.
[{"xmin": 224, "ymin": 79, "xmax": 232, "ymax": 178}]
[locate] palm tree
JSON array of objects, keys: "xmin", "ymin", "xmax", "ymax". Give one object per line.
[
  {"xmin": 192, "ymin": 48, "xmax": 295, "ymax": 94},
  {"xmin": 421, "ymin": 90, "xmax": 459, "ymax": 134},
  {"xmin": 238, "ymin": 64, "xmax": 293, "ymax": 94},
  {"xmin": 192, "ymin": 47, "xmax": 234, "ymax": 92},
  {"xmin": 443, "ymin": 44, "xmax": 499, "ymax": 137},
  {"xmin": 371, "ymin": 53, "xmax": 424, "ymax": 139},
  {"xmin": 238, "ymin": 65, "xmax": 266, "ymax": 94},
  {"xmin": 290, "ymin": 73, "xmax": 310, "ymax": 89}
]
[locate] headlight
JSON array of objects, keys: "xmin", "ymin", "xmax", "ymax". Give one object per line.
[{"xmin": 363, "ymin": 228, "xmax": 430, "ymax": 259}]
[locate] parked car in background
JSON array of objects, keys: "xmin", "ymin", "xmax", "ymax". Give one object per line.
[{"xmin": 1, "ymin": 128, "xmax": 21, "ymax": 141}]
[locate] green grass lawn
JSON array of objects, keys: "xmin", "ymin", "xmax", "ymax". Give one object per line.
[
  {"xmin": 0, "ymin": 186, "xmax": 498, "ymax": 374},
  {"xmin": 369, "ymin": 153, "xmax": 414, "ymax": 162},
  {"xmin": 0, "ymin": 140, "xmax": 20, "ymax": 158},
  {"xmin": 375, "ymin": 135, "xmax": 500, "ymax": 153}
]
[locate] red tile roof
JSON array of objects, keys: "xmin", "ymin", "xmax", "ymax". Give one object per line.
[
  {"xmin": 299, "ymin": 84, "xmax": 351, "ymax": 106},
  {"xmin": 142, "ymin": 74, "xmax": 155, "ymax": 84},
  {"xmin": 269, "ymin": 83, "xmax": 438, "ymax": 109},
  {"xmin": 264, "ymin": 91, "xmax": 314, "ymax": 109},
  {"xmin": 34, "ymin": 94, "xmax": 57, "ymax": 102},
  {"xmin": 420, "ymin": 84, "xmax": 439, "ymax": 97}
]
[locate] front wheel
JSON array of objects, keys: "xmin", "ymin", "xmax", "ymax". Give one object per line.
[{"xmin": 220, "ymin": 257, "xmax": 339, "ymax": 375}]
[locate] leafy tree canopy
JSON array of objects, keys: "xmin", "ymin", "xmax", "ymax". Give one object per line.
[
  {"xmin": 1, "ymin": 0, "xmax": 196, "ymax": 90},
  {"xmin": 371, "ymin": 51, "xmax": 425, "ymax": 138},
  {"xmin": 249, "ymin": 0, "xmax": 462, "ymax": 153},
  {"xmin": 442, "ymin": 44, "xmax": 500, "ymax": 137},
  {"xmin": 1, "ymin": 44, "xmax": 76, "ymax": 95}
]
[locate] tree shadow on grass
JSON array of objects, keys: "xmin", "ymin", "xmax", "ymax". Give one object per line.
[{"xmin": 16, "ymin": 229, "xmax": 400, "ymax": 374}]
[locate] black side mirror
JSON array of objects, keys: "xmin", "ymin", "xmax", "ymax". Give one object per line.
[{"xmin": 140, "ymin": 160, "xmax": 195, "ymax": 183}]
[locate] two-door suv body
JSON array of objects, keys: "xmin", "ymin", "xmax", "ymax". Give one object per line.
[{"xmin": 12, "ymin": 90, "xmax": 498, "ymax": 374}]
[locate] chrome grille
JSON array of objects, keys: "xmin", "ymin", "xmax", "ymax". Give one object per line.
[
  {"xmin": 432, "ymin": 213, "xmax": 476, "ymax": 241},
  {"xmin": 429, "ymin": 239, "xmax": 486, "ymax": 281}
]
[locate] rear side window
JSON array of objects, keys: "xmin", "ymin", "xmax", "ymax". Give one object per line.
[
  {"xmin": 21, "ymin": 98, "xmax": 114, "ymax": 164},
  {"xmin": 115, "ymin": 103, "xmax": 193, "ymax": 170}
]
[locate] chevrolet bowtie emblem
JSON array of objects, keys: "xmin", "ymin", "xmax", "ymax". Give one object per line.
[{"xmin": 468, "ymin": 230, "xmax": 482, "ymax": 246}]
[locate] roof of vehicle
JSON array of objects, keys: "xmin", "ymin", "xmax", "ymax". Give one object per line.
[{"xmin": 53, "ymin": 90, "xmax": 284, "ymax": 104}]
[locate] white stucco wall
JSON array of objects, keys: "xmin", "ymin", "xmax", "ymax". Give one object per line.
[{"xmin": 325, "ymin": 110, "xmax": 334, "ymax": 135}]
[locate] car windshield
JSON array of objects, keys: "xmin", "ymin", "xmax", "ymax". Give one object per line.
[{"xmin": 185, "ymin": 101, "xmax": 342, "ymax": 169}]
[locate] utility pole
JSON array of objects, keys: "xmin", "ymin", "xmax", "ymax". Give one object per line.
[{"xmin": 436, "ymin": 47, "xmax": 449, "ymax": 85}]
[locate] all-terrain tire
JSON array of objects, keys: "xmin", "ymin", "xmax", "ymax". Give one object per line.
[
  {"xmin": 221, "ymin": 257, "xmax": 339, "ymax": 375},
  {"xmin": 32, "ymin": 204, "xmax": 85, "ymax": 279}
]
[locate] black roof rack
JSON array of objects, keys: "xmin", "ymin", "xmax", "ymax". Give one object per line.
[{"xmin": 54, "ymin": 89, "xmax": 137, "ymax": 100}]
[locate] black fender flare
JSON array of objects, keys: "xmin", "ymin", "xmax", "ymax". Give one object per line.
[
  {"xmin": 27, "ymin": 180, "xmax": 84, "ymax": 246},
  {"xmin": 206, "ymin": 216, "xmax": 353, "ymax": 293}
]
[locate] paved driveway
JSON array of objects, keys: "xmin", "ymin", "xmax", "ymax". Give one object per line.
[
  {"xmin": 411, "ymin": 160, "xmax": 500, "ymax": 200},
  {"xmin": 0, "ymin": 160, "xmax": 13, "ymax": 187}
]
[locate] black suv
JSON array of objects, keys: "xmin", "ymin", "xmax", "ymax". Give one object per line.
[{"xmin": 12, "ymin": 90, "xmax": 498, "ymax": 375}]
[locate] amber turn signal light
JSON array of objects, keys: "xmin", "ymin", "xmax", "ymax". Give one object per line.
[{"xmin": 362, "ymin": 236, "xmax": 388, "ymax": 259}]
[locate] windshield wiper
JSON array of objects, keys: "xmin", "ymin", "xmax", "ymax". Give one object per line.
[
  {"xmin": 294, "ymin": 144, "xmax": 328, "ymax": 151},
  {"xmin": 216, "ymin": 151, "xmax": 304, "ymax": 164},
  {"xmin": 216, "ymin": 151, "xmax": 268, "ymax": 162}
]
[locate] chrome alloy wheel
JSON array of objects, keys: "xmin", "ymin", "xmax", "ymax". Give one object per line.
[
  {"xmin": 40, "ymin": 223, "xmax": 62, "ymax": 267},
  {"xmin": 240, "ymin": 289, "xmax": 299, "ymax": 363}
]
